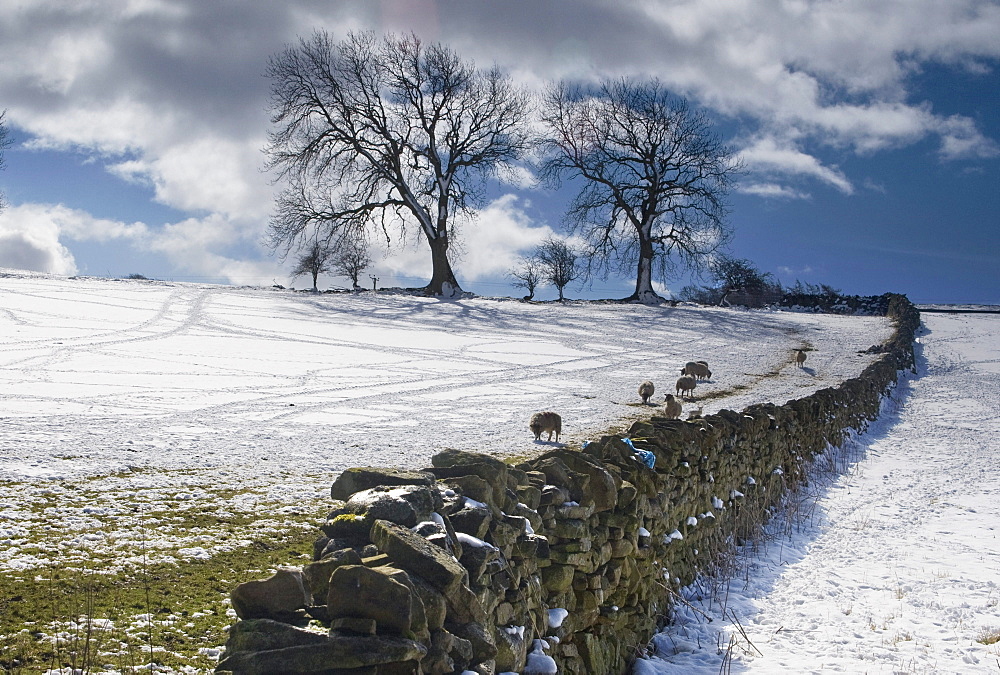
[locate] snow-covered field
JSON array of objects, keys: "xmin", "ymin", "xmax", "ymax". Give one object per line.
[
  {"xmin": 5, "ymin": 272, "xmax": 999, "ymax": 673},
  {"xmin": 0, "ymin": 271, "xmax": 890, "ymax": 574},
  {"xmin": 638, "ymin": 312, "xmax": 1000, "ymax": 674}
]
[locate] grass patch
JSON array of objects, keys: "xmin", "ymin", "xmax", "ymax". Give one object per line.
[
  {"xmin": 0, "ymin": 526, "xmax": 317, "ymax": 673},
  {"xmin": 977, "ymin": 626, "xmax": 1000, "ymax": 646}
]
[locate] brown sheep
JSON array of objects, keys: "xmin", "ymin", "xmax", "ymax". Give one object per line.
[
  {"xmin": 663, "ymin": 393, "xmax": 682, "ymax": 419},
  {"xmin": 680, "ymin": 361, "xmax": 712, "ymax": 381},
  {"xmin": 676, "ymin": 375, "xmax": 697, "ymax": 400},
  {"xmin": 529, "ymin": 411, "xmax": 562, "ymax": 442},
  {"xmin": 638, "ymin": 380, "xmax": 655, "ymax": 404}
]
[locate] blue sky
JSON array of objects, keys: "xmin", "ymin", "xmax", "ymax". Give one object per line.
[{"xmin": 0, "ymin": 1, "xmax": 998, "ymax": 303}]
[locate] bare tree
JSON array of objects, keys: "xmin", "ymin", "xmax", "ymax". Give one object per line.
[
  {"xmin": 508, "ymin": 255, "xmax": 544, "ymax": 301},
  {"xmin": 290, "ymin": 239, "xmax": 335, "ymax": 291},
  {"xmin": 540, "ymin": 79, "xmax": 739, "ymax": 304},
  {"xmin": 536, "ymin": 236, "xmax": 580, "ymax": 301},
  {"xmin": 331, "ymin": 235, "xmax": 372, "ymax": 291},
  {"xmin": 265, "ymin": 31, "xmax": 532, "ymax": 297}
]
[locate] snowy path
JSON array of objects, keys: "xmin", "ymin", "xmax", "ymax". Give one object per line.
[
  {"xmin": 638, "ymin": 312, "xmax": 1000, "ymax": 674},
  {"xmin": 0, "ymin": 273, "xmax": 890, "ymax": 573}
]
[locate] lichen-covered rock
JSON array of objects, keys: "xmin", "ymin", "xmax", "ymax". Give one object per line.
[{"xmin": 339, "ymin": 485, "xmax": 442, "ymax": 530}]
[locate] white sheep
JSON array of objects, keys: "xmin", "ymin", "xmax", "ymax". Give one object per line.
[
  {"xmin": 676, "ymin": 375, "xmax": 697, "ymax": 400},
  {"xmin": 662, "ymin": 393, "xmax": 682, "ymax": 419},
  {"xmin": 794, "ymin": 349, "xmax": 807, "ymax": 368},
  {"xmin": 680, "ymin": 361, "xmax": 712, "ymax": 381},
  {"xmin": 529, "ymin": 411, "xmax": 562, "ymax": 442},
  {"xmin": 638, "ymin": 380, "xmax": 655, "ymax": 404}
]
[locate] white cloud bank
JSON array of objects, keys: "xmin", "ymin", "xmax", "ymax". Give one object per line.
[{"xmin": 0, "ymin": 0, "xmax": 997, "ymax": 282}]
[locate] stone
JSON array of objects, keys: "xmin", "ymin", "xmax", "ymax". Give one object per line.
[
  {"xmin": 342, "ymin": 485, "xmax": 441, "ymax": 529},
  {"xmin": 448, "ymin": 621, "xmax": 498, "ymax": 664},
  {"xmin": 494, "ymin": 625, "xmax": 528, "ymax": 673},
  {"xmin": 552, "ymin": 517, "xmax": 588, "ymax": 539},
  {"xmin": 459, "ymin": 537, "xmax": 500, "ymax": 580},
  {"xmin": 446, "ymin": 502, "xmax": 492, "ymax": 540},
  {"xmin": 215, "ymin": 635, "xmax": 427, "ymax": 674},
  {"xmin": 444, "ymin": 475, "xmax": 496, "ymax": 510},
  {"xmin": 541, "ymin": 564, "xmax": 575, "ymax": 593},
  {"xmin": 326, "ymin": 565, "xmax": 413, "ymax": 636},
  {"xmin": 224, "ymin": 618, "xmax": 328, "ymax": 656},
  {"xmin": 302, "ymin": 548, "xmax": 364, "ymax": 602},
  {"xmin": 406, "ymin": 572, "xmax": 447, "ymax": 631},
  {"xmin": 428, "ymin": 462, "xmax": 509, "ymax": 508},
  {"xmin": 370, "ymin": 520, "xmax": 470, "ymax": 596},
  {"xmin": 321, "ymin": 513, "xmax": 371, "ymax": 542},
  {"xmin": 431, "ymin": 449, "xmax": 508, "ymax": 474},
  {"xmin": 231, "ymin": 568, "xmax": 310, "ymax": 624},
  {"xmin": 539, "ymin": 484, "xmax": 571, "ymax": 507},
  {"xmin": 516, "ymin": 484, "xmax": 542, "ymax": 510},
  {"xmin": 331, "ymin": 467, "xmax": 436, "ymax": 501},
  {"xmin": 551, "ymin": 450, "xmax": 619, "ymax": 512},
  {"xmin": 329, "ymin": 617, "xmax": 377, "ymax": 636},
  {"xmin": 444, "ymin": 580, "xmax": 488, "ymax": 625}
]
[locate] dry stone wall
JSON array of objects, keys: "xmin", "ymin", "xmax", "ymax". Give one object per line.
[{"xmin": 217, "ymin": 294, "xmax": 919, "ymax": 675}]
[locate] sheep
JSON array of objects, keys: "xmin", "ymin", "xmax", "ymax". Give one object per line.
[
  {"xmin": 638, "ymin": 380, "xmax": 655, "ymax": 404},
  {"xmin": 794, "ymin": 349, "xmax": 807, "ymax": 368},
  {"xmin": 680, "ymin": 361, "xmax": 712, "ymax": 381},
  {"xmin": 686, "ymin": 406, "xmax": 704, "ymax": 420},
  {"xmin": 676, "ymin": 375, "xmax": 697, "ymax": 400},
  {"xmin": 529, "ymin": 411, "xmax": 562, "ymax": 442},
  {"xmin": 663, "ymin": 393, "xmax": 682, "ymax": 419}
]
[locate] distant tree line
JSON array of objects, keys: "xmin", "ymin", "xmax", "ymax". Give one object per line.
[{"xmin": 265, "ymin": 30, "xmax": 740, "ymax": 301}]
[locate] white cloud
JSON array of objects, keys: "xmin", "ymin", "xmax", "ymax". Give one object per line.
[
  {"xmin": 0, "ymin": 205, "xmax": 80, "ymax": 275},
  {"xmin": 456, "ymin": 195, "xmax": 554, "ymax": 281},
  {"xmin": 740, "ymin": 138, "xmax": 853, "ymax": 195},
  {"xmin": 737, "ymin": 183, "xmax": 811, "ymax": 201},
  {"xmin": 936, "ymin": 115, "xmax": 1000, "ymax": 160},
  {"xmin": 0, "ymin": 0, "xmax": 997, "ymax": 286}
]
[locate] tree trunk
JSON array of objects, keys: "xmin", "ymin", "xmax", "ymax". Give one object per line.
[
  {"xmin": 426, "ymin": 232, "xmax": 462, "ymax": 297},
  {"xmin": 311, "ymin": 270, "xmax": 319, "ymax": 292},
  {"xmin": 631, "ymin": 231, "xmax": 662, "ymax": 304}
]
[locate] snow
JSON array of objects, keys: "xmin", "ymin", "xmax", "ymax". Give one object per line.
[
  {"xmin": 7, "ymin": 276, "xmax": 996, "ymax": 670},
  {"xmin": 637, "ymin": 312, "xmax": 1000, "ymax": 674},
  {"xmin": 547, "ymin": 608, "xmax": 569, "ymax": 629},
  {"xmin": 0, "ymin": 272, "xmax": 891, "ymax": 572}
]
